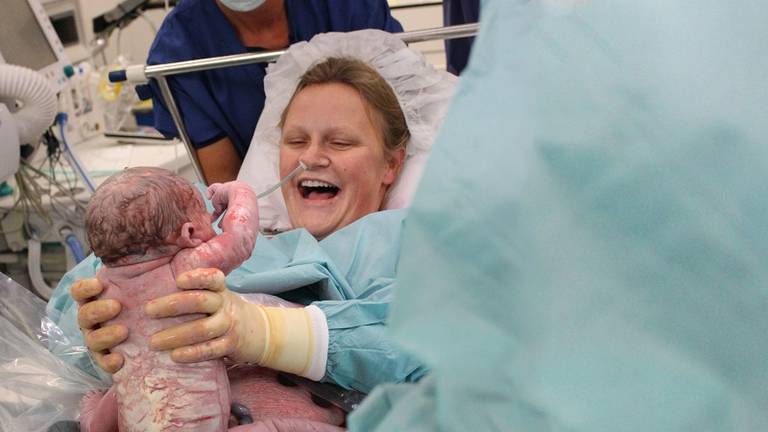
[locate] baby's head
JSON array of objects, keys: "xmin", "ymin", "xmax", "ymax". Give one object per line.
[{"xmin": 85, "ymin": 167, "xmax": 215, "ymax": 265}]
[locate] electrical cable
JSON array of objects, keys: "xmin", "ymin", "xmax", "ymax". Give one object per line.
[{"xmin": 56, "ymin": 114, "xmax": 96, "ymax": 194}]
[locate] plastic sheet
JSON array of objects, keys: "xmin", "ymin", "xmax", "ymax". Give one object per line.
[{"xmin": 0, "ymin": 273, "xmax": 103, "ymax": 432}]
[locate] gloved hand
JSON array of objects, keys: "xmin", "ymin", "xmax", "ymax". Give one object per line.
[
  {"xmin": 146, "ymin": 268, "xmax": 327, "ymax": 379},
  {"xmin": 71, "ymin": 278, "xmax": 129, "ymax": 374},
  {"xmin": 146, "ymin": 268, "xmax": 267, "ymax": 363}
]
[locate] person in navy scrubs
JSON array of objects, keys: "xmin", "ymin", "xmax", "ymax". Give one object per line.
[
  {"xmin": 443, "ymin": 0, "xmax": 479, "ymax": 75},
  {"xmin": 144, "ymin": 0, "xmax": 402, "ymax": 183}
]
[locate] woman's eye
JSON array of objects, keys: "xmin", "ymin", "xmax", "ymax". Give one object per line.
[
  {"xmin": 283, "ymin": 139, "xmax": 307, "ymax": 147},
  {"xmin": 331, "ymin": 140, "xmax": 353, "ymax": 148}
]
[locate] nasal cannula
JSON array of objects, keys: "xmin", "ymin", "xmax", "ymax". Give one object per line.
[
  {"xmin": 256, "ymin": 160, "xmax": 308, "ymax": 199},
  {"xmin": 214, "ymin": 161, "xmax": 307, "ymax": 227}
]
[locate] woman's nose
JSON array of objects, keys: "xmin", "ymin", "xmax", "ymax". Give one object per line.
[{"xmin": 299, "ymin": 143, "xmax": 330, "ymax": 168}]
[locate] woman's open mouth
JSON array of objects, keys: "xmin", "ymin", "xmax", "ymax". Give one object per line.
[{"xmin": 299, "ymin": 179, "xmax": 340, "ymax": 200}]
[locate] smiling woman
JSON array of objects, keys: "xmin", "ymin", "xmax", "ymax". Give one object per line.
[
  {"xmin": 240, "ymin": 29, "xmax": 456, "ymax": 233},
  {"xmin": 279, "ymin": 58, "xmax": 409, "ymax": 239}
]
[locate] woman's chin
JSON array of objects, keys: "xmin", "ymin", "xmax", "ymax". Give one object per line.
[
  {"xmin": 291, "ymin": 195, "xmax": 343, "ymax": 236},
  {"xmin": 302, "ymin": 218, "xmax": 338, "ymax": 239}
]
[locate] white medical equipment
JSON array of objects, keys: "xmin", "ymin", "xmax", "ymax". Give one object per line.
[
  {"xmin": 0, "ymin": 62, "xmax": 57, "ymax": 189},
  {"xmin": 0, "ymin": 104, "xmax": 21, "ymax": 183},
  {"xmin": 2, "ymin": 0, "xmax": 110, "ymax": 147},
  {"xmin": 0, "ymin": 0, "xmax": 73, "ymax": 92},
  {"xmin": 42, "ymin": 0, "xmax": 90, "ymax": 64},
  {"xmin": 0, "ymin": 63, "xmax": 88, "ymax": 300},
  {"xmin": 0, "ymin": 0, "xmax": 96, "ymax": 299}
]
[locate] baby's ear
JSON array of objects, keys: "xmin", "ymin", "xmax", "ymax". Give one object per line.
[{"xmin": 176, "ymin": 222, "xmax": 203, "ymax": 248}]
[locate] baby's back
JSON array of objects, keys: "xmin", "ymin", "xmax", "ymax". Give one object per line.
[{"xmin": 98, "ymin": 258, "xmax": 230, "ymax": 432}]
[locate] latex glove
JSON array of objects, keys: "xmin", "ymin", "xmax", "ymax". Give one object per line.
[
  {"xmin": 71, "ymin": 278, "xmax": 129, "ymax": 374},
  {"xmin": 146, "ymin": 268, "xmax": 327, "ymax": 379},
  {"xmin": 146, "ymin": 268, "xmax": 267, "ymax": 363}
]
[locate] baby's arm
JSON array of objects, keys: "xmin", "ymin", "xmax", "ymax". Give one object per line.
[{"xmin": 176, "ymin": 181, "xmax": 259, "ymax": 274}]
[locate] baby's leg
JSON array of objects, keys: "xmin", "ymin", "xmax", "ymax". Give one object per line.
[{"xmin": 80, "ymin": 386, "xmax": 118, "ymax": 432}]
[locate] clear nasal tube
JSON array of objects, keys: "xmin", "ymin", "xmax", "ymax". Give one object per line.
[{"xmin": 256, "ymin": 161, "xmax": 308, "ymax": 199}]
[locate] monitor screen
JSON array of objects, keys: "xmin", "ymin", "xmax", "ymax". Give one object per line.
[
  {"xmin": 0, "ymin": 0, "xmax": 59, "ymax": 71},
  {"xmin": 51, "ymin": 11, "xmax": 80, "ymax": 47}
]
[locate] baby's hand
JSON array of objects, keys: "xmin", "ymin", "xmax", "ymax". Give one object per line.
[{"xmin": 206, "ymin": 182, "xmax": 232, "ymax": 220}]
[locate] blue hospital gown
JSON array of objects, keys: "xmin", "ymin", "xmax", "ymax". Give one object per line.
[{"xmin": 46, "ymin": 209, "xmax": 427, "ymax": 393}]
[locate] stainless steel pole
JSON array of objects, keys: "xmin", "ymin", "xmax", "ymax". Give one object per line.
[
  {"xmin": 400, "ymin": 22, "xmax": 479, "ymax": 44},
  {"xmin": 144, "ymin": 50, "xmax": 286, "ymax": 79},
  {"xmin": 156, "ymin": 76, "xmax": 205, "ymax": 182},
  {"xmin": 139, "ymin": 24, "xmax": 479, "ymax": 79}
]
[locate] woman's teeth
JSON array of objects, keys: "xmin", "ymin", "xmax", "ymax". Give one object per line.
[
  {"xmin": 301, "ymin": 180, "xmax": 336, "ymax": 188},
  {"xmin": 299, "ymin": 180, "xmax": 340, "ymax": 199}
]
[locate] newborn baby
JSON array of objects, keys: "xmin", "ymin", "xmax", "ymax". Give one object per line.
[
  {"xmin": 78, "ymin": 167, "xmax": 343, "ymax": 432},
  {"xmin": 80, "ymin": 167, "xmax": 258, "ymax": 431}
]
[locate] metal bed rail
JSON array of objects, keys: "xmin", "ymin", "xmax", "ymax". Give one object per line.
[{"xmin": 111, "ymin": 23, "xmax": 479, "ymax": 182}]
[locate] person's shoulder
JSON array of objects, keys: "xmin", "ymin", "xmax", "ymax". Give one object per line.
[
  {"xmin": 154, "ymin": 0, "xmax": 205, "ymax": 37},
  {"xmin": 147, "ymin": 0, "xmax": 214, "ymax": 63}
]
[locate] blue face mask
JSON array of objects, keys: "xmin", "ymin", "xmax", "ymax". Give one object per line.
[{"xmin": 219, "ymin": 0, "xmax": 267, "ymax": 12}]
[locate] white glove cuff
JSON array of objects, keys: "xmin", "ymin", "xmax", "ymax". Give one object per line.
[
  {"xmin": 257, "ymin": 305, "xmax": 328, "ymax": 381},
  {"xmin": 304, "ymin": 304, "xmax": 328, "ymax": 381}
]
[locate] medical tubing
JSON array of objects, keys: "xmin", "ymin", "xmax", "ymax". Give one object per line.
[
  {"xmin": 0, "ymin": 64, "xmax": 57, "ymax": 145},
  {"xmin": 63, "ymin": 233, "xmax": 86, "ymax": 264},
  {"xmin": 256, "ymin": 161, "xmax": 307, "ymax": 199},
  {"xmin": 27, "ymin": 237, "xmax": 55, "ymax": 300},
  {"xmin": 56, "ymin": 113, "xmax": 97, "ymax": 194}
]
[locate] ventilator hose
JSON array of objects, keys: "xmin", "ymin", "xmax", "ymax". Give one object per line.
[
  {"xmin": 27, "ymin": 237, "xmax": 55, "ymax": 300},
  {"xmin": 63, "ymin": 233, "xmax": 86, "ymax": 264},
  {"xmin": 0, "ymin": 64, "xmax": 57, "ymax": 146}
]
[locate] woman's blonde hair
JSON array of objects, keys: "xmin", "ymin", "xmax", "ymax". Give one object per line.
[{"xmin": 280, "ymin": 57, "xmax": 410, "ymax": 158}]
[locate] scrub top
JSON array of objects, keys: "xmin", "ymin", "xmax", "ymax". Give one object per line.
[
  {"xmin": 442, "ymin": 0, "xmax": 479, "ymax": 75},
  {"xmin": 144, "ymin": 0, "xmax": 403, "ymax": 157}
]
